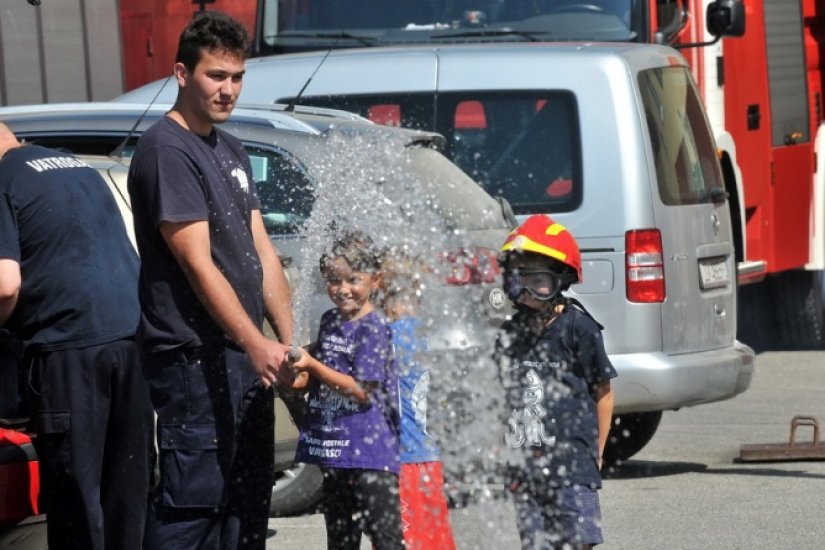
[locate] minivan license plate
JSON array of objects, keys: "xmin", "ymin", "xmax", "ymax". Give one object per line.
[{"xmin": 699, "ymin": 259, "xmax": 729, "ymax": 289}]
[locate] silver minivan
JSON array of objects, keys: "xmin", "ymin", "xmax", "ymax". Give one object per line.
[{"xmin": 121, "ymin": 42, "xmax": 756, "ymax": 462}]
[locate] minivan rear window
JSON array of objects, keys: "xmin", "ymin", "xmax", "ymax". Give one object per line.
[
  {"xmin": 639, "ymin": 67, "xmax": 725, "ymax": 206},
  {"xmin": 280, "ymin": 91, "xmax": 582, "ymax": 215}
]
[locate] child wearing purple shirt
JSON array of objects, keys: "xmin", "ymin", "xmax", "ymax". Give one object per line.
[{"xmin": 289, "ymin": 230, "xmax": 403, "ymax": 550}]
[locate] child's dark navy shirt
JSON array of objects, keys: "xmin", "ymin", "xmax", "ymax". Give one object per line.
[{"xmin": 496, "ymin": 305, "xmax": 617, "ymax": 490}]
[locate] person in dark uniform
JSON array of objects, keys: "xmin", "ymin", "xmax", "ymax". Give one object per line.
[
  {"xmin": 0, "ymin": 122, "xmax": 153, "ymax": 550},
  {"xmin": 0, "ymin": 328, "xmax": 24, "ymax": 419},
  {"xmin": 127, "ymin": 11, "xmax": 294, "ymax": 549},
  {"xmin": 495, "ymin": 214, "xmax": 616, "ymax": 550}
]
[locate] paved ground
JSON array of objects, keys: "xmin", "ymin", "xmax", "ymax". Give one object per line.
[{"xmin": 267, "ymin": 349, "xmax": 825, "ymax": 549}]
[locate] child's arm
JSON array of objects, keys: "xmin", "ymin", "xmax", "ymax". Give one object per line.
[
  {"xmin": 289, "ymin": 371, "xmax": 310, "ymax": 391},
  {"xmin": 290, "ymin": 350, "xmax": 372, "ymax": 404},
  {"xmin": 593, "ymin": 379, "xmax": 614, "ymax": 469}
]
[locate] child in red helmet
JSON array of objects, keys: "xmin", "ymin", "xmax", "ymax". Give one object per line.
[{"xmin": 495, "ymin": 214, "xmax": 616, "ymax": 549}]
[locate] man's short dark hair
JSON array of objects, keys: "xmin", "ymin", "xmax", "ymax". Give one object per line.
[{"xmin": 176, "ymin": 11, "xmax": 250, "ymax": 72}]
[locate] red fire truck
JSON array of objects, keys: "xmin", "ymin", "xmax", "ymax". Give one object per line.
[
  {"xmin": 253, "ymin": 0, "xmax": 825, "ymax": 349},
  {"xmin": 658, "ymin": 0, "xmax": 825, "ymax": 350}
]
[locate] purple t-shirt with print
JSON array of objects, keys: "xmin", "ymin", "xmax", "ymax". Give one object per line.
[{"xmin": 296, "ymin": 309, "xmax": 400, "ymax": 474}]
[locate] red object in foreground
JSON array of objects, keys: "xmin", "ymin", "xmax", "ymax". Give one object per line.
[{"xmin": 0, "ymin": 428, "xmax": 40, "ymax": 526}]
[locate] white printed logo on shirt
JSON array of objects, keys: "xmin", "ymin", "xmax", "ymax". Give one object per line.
[
  {"xmin": 505, "ymin": 369, "xmax": 556, "ymax": 448},
  {"xmin": 231, "ymin": 167, "xmax": 250, "ymax": 192},
  {"xmin": 412, "ymin": 371, "xmax": 430, "ymax": 435}
]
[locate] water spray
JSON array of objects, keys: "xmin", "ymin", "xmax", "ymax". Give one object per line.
[{"xmin": 281, "ymin": 127, "xmax": 504, "ymax": 503}]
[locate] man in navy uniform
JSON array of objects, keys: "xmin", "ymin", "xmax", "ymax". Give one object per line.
[{"xmin": 0, "ymin": 122, "xmax": 153, "ymax": 550}]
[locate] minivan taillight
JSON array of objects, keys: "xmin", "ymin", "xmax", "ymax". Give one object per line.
[
  {"xmin": 626, "ymin": 229, "xmax": 665, "ymax": 303},
  {"xmin": 436, "ymin": 247, "xmax": 501, "ymax": 286}
]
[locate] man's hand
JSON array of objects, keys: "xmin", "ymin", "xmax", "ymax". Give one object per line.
[{"xmin": 246, "ymin": 336, "xmax": 292, "ymax": 388}]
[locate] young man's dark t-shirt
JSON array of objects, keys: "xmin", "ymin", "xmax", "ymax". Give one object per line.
[
  {"xmin": 128, "ymin": 117, "xmax": 263, "ymax": 353},
  {"xmin": 0, "ymin": 145, "xmax": 139, "ymax": 351}
]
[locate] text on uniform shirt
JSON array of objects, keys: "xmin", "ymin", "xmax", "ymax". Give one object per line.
[{"xmin": 25, "ymin": 156, "xmax": 92, "ymax": 172}]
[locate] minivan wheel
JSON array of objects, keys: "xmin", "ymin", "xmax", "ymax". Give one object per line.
[
  {"xmin": 603, "ymin": 411, "xmax": 663, "ymax": 465},
  {"xmin": 269, "ymin": 462, "xmax": 323, "ymax": 517}
]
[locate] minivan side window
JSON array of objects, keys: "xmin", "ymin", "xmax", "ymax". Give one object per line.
[
  {"xmin": 245, "ymin": 145, "xmax": 315, "ymax": 235},
  {"xmin": 279, "ymin": 91, "xmax": 582, "ymax": 214},
  {"xmin": 639, "ymin": 67, "xmax": 724, "ymax": 206}
]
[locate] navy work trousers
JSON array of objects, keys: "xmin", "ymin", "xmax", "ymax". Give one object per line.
[
  {"xmin": 28, "ymin": 339, "xmax": 154, "ymax": 550},
  {"xmin": 141, "ymin": 345, "xmax": 275, "ymax": 550}
]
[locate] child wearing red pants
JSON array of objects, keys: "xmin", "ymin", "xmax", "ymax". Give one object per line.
[{"xmin": 382, "ymin": 255, "xmax": 456, "ymax": 550}]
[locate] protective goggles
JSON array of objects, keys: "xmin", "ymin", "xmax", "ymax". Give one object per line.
[{"xmin": 504, "ymin": 268, "xmax": 564, "ymax": 302}]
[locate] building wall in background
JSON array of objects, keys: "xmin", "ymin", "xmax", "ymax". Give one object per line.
[
  {"xmin": 0, "ymin": 0, "xmax": 122, "ymax": 106},
  {"xmin": 120, "ymin": 0, "xmax": 256, "ymax": 93},
  {"xmin": 0, "ymin": 0, "xmax": 256, "ymax": 106}
]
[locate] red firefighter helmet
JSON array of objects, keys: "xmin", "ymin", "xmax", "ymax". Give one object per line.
[{"xmin": 500, "ymin": 214, "xmax": 582, "ymax": 283}]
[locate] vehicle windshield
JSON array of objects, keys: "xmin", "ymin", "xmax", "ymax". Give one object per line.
[{"xmin": 261, "ymin": 0, "xmax": 638, "ymax": 51}]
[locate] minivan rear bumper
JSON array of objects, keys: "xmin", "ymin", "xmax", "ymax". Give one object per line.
[{"xmin": 610, "ymin": 341, "xmax": 755, "ymax": 414}]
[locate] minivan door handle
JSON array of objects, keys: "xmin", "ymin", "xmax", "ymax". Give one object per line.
[{"xmin": 697, "ymin": 241, "xmax": 731, "ymax": 259}]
